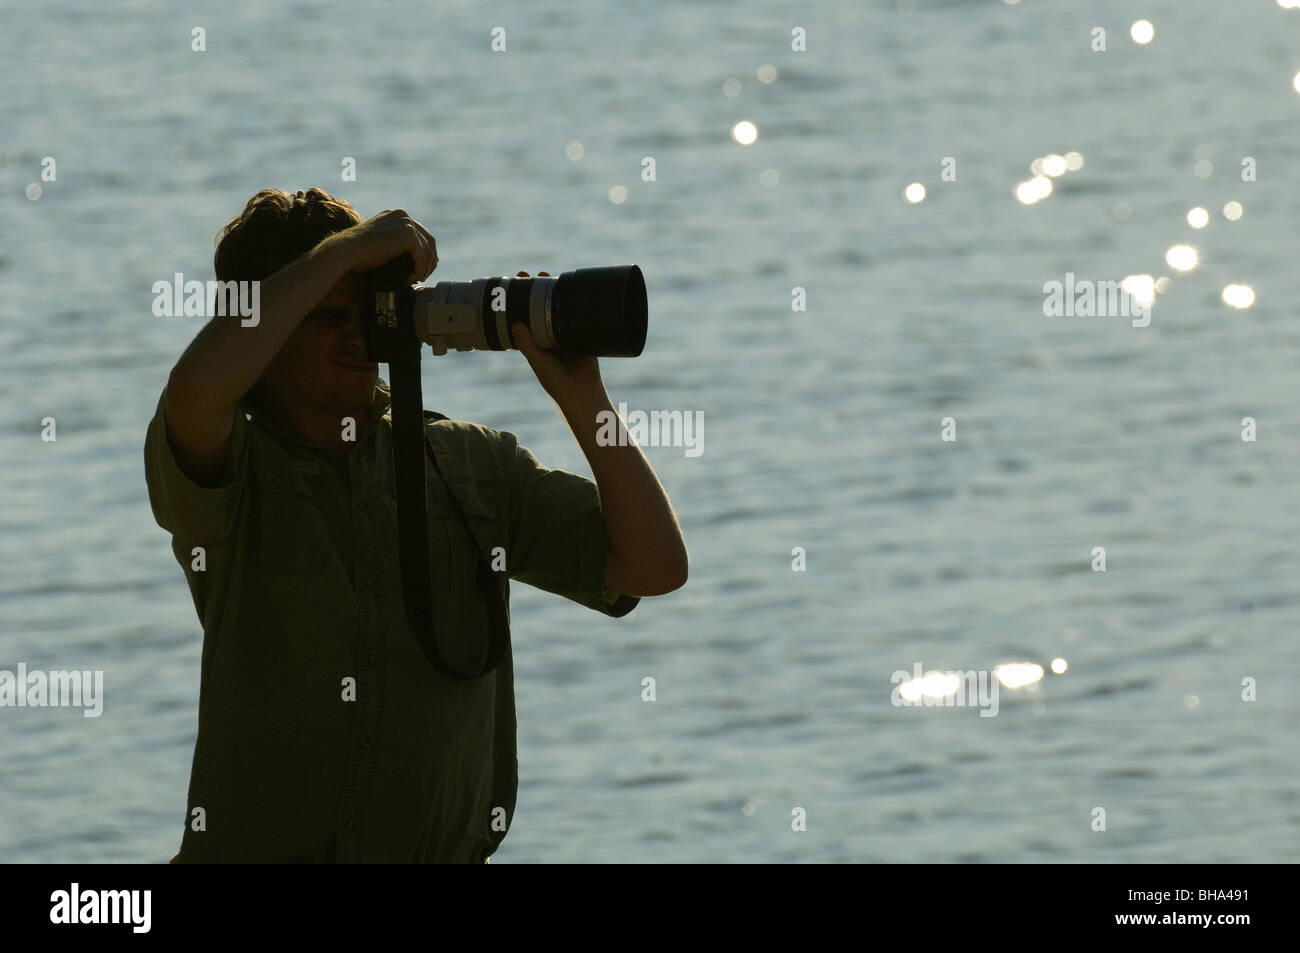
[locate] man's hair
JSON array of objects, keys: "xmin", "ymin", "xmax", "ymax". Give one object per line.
[
  {"xmin": 213, "ymin": 187, "xmax": 363, "ymax": 283},
  {"xmin": 214, "ymin": 188, "xmax": 364, "ymax": 411}
]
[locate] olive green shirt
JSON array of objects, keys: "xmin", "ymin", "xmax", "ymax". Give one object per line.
[{"xmin": 144, "ymin": 378, "xmax": 638, "ymax": 863}]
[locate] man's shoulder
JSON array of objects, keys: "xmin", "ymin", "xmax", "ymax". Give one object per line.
[
  {"xmin": 421, "ymin": 410, "xmax": 515, "ymax": 445},
  {"xmin": 420, "ymin": 411, "xmax": 518, "ymax": 480}
]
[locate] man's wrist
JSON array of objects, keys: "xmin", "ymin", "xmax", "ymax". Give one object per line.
[
  {"xmin": 556, "ymin": 383, "xmax": 612, "ymax": 426},
  {"xmin": 556, "ymin": 386, "xmax": 615, "ymax": 454},
  {"xmin": 314, "ymin": 233, "xmax": 355, "ymax": 277}
]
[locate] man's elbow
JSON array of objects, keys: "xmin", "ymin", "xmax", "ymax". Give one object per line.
[
  {"xmin": 653, "ymin": 537, "xmax": 690, "ymax": 594},
  {"xmin": 648, "ymin": 562, "xmax": 688, "ymax": 596},
  {"xmin": 606, "ymin": 553, "xmax": 688, "ymax": 597},
  {"xmin": 664, "ymin": 553, "xmax": 688, "ymax": 593}
]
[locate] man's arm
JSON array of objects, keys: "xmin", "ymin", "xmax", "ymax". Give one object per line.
[
  {"xmin": 165, "ymin": 209, "xmax": 439, "ymax": 487},
  {"xmin": 508, "ymin": 281, "xmax": 687, "ymax": 598},
  {"xmin": 556, "ymin": 388, "xmax": 689, "ymax": 597}
]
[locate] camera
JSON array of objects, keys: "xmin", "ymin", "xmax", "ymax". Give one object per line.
[
  {"xmin": 415, "ymin": 265, "xmax": 646, "ymax": 357},
  {"xmin": 365, "ymin": 255, "xmax": 646, "ymax": 362}
]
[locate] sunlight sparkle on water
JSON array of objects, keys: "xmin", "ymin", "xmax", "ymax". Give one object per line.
[
  {"xmin": 995, "ymin": 663, "xmax": 1044, "ymax": 689},
  {"xmin": 1121, "ymin": 274, "xmax": 1156, "ymax": 308},
  {"xmin": 1165, "ymin": 245, "xmax": 1198, "ymax": 272},
  {"xmin": 898, "ymin": 671, "xmax": 961, "ymax": 702},
  {"xmin": 1222, "ymin": 284, "xmax": 1255, "ymax": 309},
  {"xmin": 1015, "ymin": 176, "xmax": 1053, "ymax": 205},
  {"xmin": 1019, "ymin": 152, "xmax": 1082, "ymax": 203}
]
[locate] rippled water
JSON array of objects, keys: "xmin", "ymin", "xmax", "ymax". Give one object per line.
[{"xmin": 2, "ymin": 0, "xmax": 1298, "ymax": 862}]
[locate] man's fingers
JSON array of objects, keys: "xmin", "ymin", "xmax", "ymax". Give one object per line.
[
  {"xmin": 513, "ymin": 324, "xmax": 545, "ymax": 362},
  {"xmin": 412, "ymin": 221, "xmax": 438, "ymax": 270},
  {"xmin": 404, "ymin": 224, "xmax": 434, "ymax": 280}
]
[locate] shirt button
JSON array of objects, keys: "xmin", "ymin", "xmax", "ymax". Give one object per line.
[{"xmin": 343, "ymin": 817, "xmax": 354, "ymax": 830}]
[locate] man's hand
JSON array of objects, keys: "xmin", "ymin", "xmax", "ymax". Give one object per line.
[
  {"xmin": 324, "ymin": 209, "xmax": 439, "ymax": 282},
  {"xmin": 510, "ymin": 271, "xmax": 605, "ymax": 408}
]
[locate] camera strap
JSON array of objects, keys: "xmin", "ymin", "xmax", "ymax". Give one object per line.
[
  {"xmin": 389, "ymin": 357, "xmax": 508, "ymax": 680},
  {"xmin": 370, "ymin": 252, "xmax": 506, "ymax": 680}
]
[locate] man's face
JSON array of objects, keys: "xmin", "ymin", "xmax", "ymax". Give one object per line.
[{"xmin": 259, "ymin": 271, "xmax": 378, "ymax": 424}]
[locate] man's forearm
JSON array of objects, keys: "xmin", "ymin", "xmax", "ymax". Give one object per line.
[
  {"xmin": 557, "ymin": 386, "xmax": 688, "ymax": 596},
  {"xmin": 169, "ymin": 238, "xmax": 351, "ymax": 410}
]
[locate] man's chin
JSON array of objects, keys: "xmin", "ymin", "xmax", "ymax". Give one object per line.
[
  {"xmin": 349, "ymin": 379, "xmax": 377, "ymax": 411},
  {"xmin": 334, "ymin": 376, "xmax": 378, "ymax": 418}
]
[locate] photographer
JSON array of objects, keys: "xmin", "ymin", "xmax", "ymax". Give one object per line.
[{"xmin": 144, "ymin": 187, "xmax": 688, "ymax": 863}]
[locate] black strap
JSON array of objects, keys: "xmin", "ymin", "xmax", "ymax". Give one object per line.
[
  {"xmin": 369, "ymin": 251, "xmax": 506, "ymax": 680},
  {"xmin": 390, "ymin": 351, "xmax": 452, "ymax": 676}
]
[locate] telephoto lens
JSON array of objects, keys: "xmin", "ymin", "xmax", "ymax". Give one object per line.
[{"xmin": 412, "ymin": 265, "xmax": 647, "ymax": 357}]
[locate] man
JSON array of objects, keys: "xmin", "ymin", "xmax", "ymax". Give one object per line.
[{"xmin": 144, "ymin": 187, "xmax": 687, "ymax": 862}]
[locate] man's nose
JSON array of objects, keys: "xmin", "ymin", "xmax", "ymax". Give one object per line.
[{"xmin": 340, "ymin": 314, "xmax": 368, "ymax": 353}]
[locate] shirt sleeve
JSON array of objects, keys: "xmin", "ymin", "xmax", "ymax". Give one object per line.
[
  {"xmin": 143, "ymin": 387, "xmax": 249, "ymax": 545},
  {"xmin": 502, "ymin": 432, "xmax": 639, "ymax": 618}
]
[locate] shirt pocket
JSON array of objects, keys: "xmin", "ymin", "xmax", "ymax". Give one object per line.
[
  {"xmin": 429, "ymin": 480, "xmax": 499, "ymax": 595},
  {"xmin": 428, "ymin": 482, "xmax": 507, "ymax": 672},
  {"xmin": 260, "ymin": 478, "xmax": 331, "ymax": 578}
]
